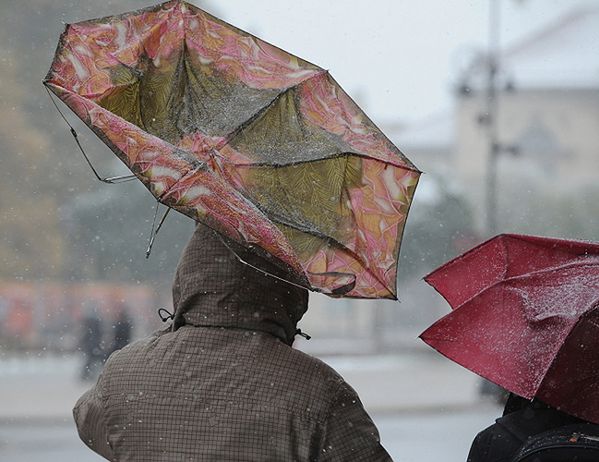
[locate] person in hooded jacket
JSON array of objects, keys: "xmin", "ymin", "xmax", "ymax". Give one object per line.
[
  {"xmin": 73, "ymin": 223, "xmax": 392, "ymax": 461},
  {"xmin": 467, "ymin": 393, "xmax": 598, "ymax": 462}
]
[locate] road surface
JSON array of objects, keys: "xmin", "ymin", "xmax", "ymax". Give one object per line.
[{"xmin": 0, "ymin": 407, "xmax": 499, "ymax": 461}]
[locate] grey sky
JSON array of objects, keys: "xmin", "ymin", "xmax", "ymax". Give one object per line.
[{"xmin": 198, "ymin": 0, "xmax": 595, "ymax": 124}]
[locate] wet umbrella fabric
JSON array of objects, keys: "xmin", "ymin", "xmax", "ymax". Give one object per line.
[
  {"xmin": 43, "ymin": 0, "xmax": 420, "ymax": 299},
  {"xmin": 420, "ymin": 234, "xmax": 599, "ymax": 424}
]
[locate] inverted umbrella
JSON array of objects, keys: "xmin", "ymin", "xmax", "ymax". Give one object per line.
[
  {"xmin": 43, "ymin": 0, "xmax": 420, "ymax": 299},
  {"xmin": 421, "ymin": 234, "xmax": 599, "ymax": 424}
]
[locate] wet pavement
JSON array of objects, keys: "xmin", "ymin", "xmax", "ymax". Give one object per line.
[
  {"xmin": 0, "ymin": 407, "xmax": 499, "ymax": 461},
  {"xmin": 0, "ymin": 352, "xmax": 480, "ymax": 419},
  {"xmin": 0, "ymin": 353, "xmax": 495, "ymax": 461},
  {"xmin": 376, "ymin": 407, "xmax": 499, "ymax": 461}
]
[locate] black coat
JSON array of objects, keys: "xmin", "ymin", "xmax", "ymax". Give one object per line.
[
  {"xmin": 467, "ymin": 395, "xmax": 585, "ymax": 462},
  {"xmin": 112, "ymin": 312, "xmax": 132, "ymax": 352}
]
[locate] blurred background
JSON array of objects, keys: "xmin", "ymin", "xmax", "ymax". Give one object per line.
[{"xmin": 1, "ymin": 0, "xmax": 599, "ymax": 460}]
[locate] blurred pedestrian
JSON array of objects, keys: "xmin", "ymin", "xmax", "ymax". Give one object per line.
[
  {"xmin": 73, "ymin": 223, "xmax": 391, "ymax": 461},
  {"xmin": 79, "ymin": 302, "xmax": 105, "ymax": 381},
  {"xmin": 110, "ymin": 303, "xmax": 133, "ymax": 353}
]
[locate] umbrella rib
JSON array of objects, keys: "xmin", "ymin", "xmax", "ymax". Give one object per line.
[
  {"xmin": 535, "ymin": 315, "xmax": 587, "ymax": 399},
  {"xmin": 222, "ymin": 70, "xmax": 328, "ymax": 147},
  {"xmin": 227, "ymin": 162, "xmax": 366, "ymax": 289},
  {"xmin": 186, "ymin": 2, "xmax": 324, "ymax": 72},
  {"xmin": 226, "ymin": 152, "xmax": 399, "ymax": 296},
  {"xmin": 44, "ymin": 85, "xmax": 137, "ymax": 184},
  {"xmin": 213, "ymin": 208, "xmax": 356, "ymax": 296},
  {"xmin": 216, "ymin": 69, "xmax": 419, "ymax": 172},
  {"xmin": 219, "ymin": 150, "xmax": 414, "ymax": 170},
  {"xmin": 145, "ymin": 203, "xmax": 171, "ymax": 258},
  {"xmin": 325, "ymin": 73, "xmax": 420, "ymax": 173},
  {"xmin": 442, "ymin": 260, "xmax": 599, "ymax": 316},
  {"xmin": 45, "ymin": 84, "xmax": 207, "ymax": 203},
  {"xmin": 261, "ymin": 208, "xmax": 395, "ymax": 296},
  {"xmin": 213, "ymin": 228, "xmax": 313, "ymax": 292},
  {"xmin": 503, "ymin": 260, "xmax": 599, "ymax": 284}
]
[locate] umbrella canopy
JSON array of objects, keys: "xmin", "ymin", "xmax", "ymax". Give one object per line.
[
  {"xmin": 421, "ymin": 234, "xmax": 599, "ymax": 424},
  {"xmin": 43, "ymin": 0, "xmax": 420, "ymax": 299}
]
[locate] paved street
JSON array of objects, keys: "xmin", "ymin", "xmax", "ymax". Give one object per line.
[
  {"xmin": 0, "ymin": 353, "xmax": 497, "ymax": 461},
  {"xmin": 0, "ymin": 352, "xmax": 481, "ymax": 418},
  {"xmin": 0, "ymin": 420, "xmax": 103, "ymax": 462},
  {"xmin": 0, "ymin": 407, "xmax": 499, "ymax": 461},
  {"xmin": 376, "ymin": 407, "xmax": 499, "ymax": 461}
]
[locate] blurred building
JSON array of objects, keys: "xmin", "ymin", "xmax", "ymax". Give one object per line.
[
  {"xmin": 383, "ymin": 114, "xmax": 454, "ymax": 176},
  {"xmin": 455, "ymin": 7, "xmax": 599, "ymax": 231},
  {"xmin": 338, "ymin": 7, "xmax": 599, "ymax": 355}
]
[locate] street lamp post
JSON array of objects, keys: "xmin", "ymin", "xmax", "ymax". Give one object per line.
[
  {"xmin": 485, "ymin": 0, "xmax": 501, "ymax": 236},
  {"xmin": 457, "ymin": 1, "xmax": 521, "ymax": 236}
]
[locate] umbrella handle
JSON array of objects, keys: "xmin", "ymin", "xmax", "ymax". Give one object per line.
[{"xmin": 44, "ymin": 86, "xmax": 136, "ymax": 184}]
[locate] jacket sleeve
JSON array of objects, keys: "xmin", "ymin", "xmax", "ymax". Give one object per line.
[
  {"xmin": 73, "ymin": 366, "xmax": 115, "ymax": 460},
  {"xmin": 318, "ymin": 383, "xmax": 393, "ymax": 462}
]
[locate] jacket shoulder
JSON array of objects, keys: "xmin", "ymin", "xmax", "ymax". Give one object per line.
[
  {"xmin": 265, "ymin": 343, "xmax": 355, "ymax": 416},
  {"xmin": 102, "ymin": 327, "xmax": 170, "ymax": 371},
  {"xmin": 290, "ymin": 347, "xmax": 349, "ymax": 387}
]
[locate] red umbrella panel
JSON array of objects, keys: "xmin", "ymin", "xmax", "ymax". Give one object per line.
[
  {"xmin": 43, "ymin": 0, "xmax": 420, "ymax": 299},
  {"xmin": 420, "ymin": 234, "xmax": 599, "ymax": 424}
]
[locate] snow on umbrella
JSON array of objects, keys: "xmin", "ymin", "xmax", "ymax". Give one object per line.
[
  {"xmin": 43, "ymin": 0, "xmax": 420, "ymax": 299},
  {"xmin": 420, "ymin": 234, "xmax": 599, "ymax": 423}
]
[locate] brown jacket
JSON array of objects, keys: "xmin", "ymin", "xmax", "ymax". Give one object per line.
[{"xmin": 74, "ymin": 224, "xmax": 392, "ymax": 461}]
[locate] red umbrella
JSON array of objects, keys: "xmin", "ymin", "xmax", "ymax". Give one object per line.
[{"xmin": 420, "ymin": 234, "xmax": 599, "ymax": 424}]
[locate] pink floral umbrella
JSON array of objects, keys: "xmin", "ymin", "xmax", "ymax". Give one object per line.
[{"xmin": 44, "ymin": 0, "xmax": 420, "ymax": 299}]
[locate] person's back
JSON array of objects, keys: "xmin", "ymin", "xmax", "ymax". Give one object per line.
[
  {"xmin": 74, "ymin": 224, "xmax": 391, "ymax": 461},
  {"xmin": 80, "ymin": 306, "xmax": 105, "ymax": 381},
  {"xmin": 468, "ymin": 394, "xmax": 597, "ymax": 462}
]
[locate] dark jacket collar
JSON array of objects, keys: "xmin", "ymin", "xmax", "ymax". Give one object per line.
[
  {"xmin": 171, "ymin": 223, "xmax": 308, "ymax": 345},
  {"xmin": 498, "ymin": 394, "xmax": 585, "ymax": 441}
]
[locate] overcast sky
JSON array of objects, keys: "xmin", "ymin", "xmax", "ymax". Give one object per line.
[{"xmin": 195, "ymin": 0, "xmax": 595, "ymax": 125}]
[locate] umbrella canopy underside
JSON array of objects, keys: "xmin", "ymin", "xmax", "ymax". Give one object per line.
[{"xmin": 44, "ymin": 0, "xmax": 420, "ymax": 298}]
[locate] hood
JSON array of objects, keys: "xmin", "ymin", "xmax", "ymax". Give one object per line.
[{"xmin": 172, "ymin": 223, "xmax": 309, "ymax": 345}]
